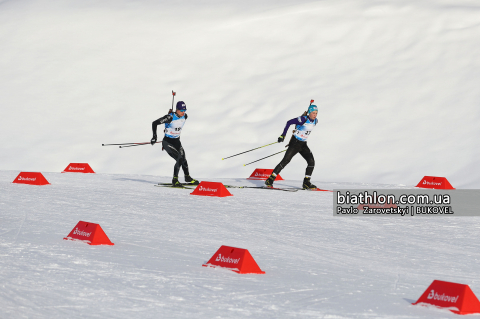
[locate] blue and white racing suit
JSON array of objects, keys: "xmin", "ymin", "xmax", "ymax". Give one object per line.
[
  {"xmin": 152, "ymin": 112, "xmax": 190, "ymax": 177},
  {"xmin": 274, "ymin": 114, "xmax": 318, "ymax": 176}
]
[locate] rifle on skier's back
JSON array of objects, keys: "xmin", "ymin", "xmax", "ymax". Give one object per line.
[{"xmin": 285, "ymin": 99, "xmax": 314, "ymax": 147}]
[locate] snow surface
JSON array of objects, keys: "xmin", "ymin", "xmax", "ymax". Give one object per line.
[
  {"xmin": 2, "ymin": 170, "xmax": 480, "ymax": 318},
  {"xmin": 1, "ymin": 0, "xmax": 480, "ymax": 187}
]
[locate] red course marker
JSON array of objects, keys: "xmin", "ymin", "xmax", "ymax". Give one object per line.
[
  {"xmin": 416, "ymin": 176, "xmax": 454, "ymax": 189},
  {"xmin": 62, "ymin": 163, "xmax": 95, "ymax": 173},
  {"xmin": 64, "ymin": 221, "xmax": 114, "ymax": 245},
  {"xmin": 413, "ymin": 280, "xmax": 480, "ymax": 315},
  {"xmin": 190, "ymin": 182, "xmax": 233, "ymax": 197},
  {"xmin": 12, "ymin": 172, "xmax": 50, "ymax": 185},
  {"xmin": 247, "ymin": 168, "xmax": 283, "ymax": 181},
  {"xmin": 203, "ymin": 245, "xmax": 265, "ymax": 274}
]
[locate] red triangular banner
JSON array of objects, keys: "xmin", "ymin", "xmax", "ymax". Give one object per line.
[
  {"xmin": 413, "ymin": 280, "xmax": 480, "ymax": 314},
  {"xmin": 62, "ymin": 163, "xmax": 95, "ymax": 173},
  {"xmin": 64, "ymin": 221, "xmax": 114, "ymax": 245},
  {"xmin": 203, "ymin": 245, "xmax": 265, "ymax": 274},
  {"xmin": 12, "ymin": 172, "xmax": 50, "ymax": 185},
  {"xmin": 416, "ymin": 176, "xmax": 454, "ymax": 189},
  {"xmin": 247, "ymin": 168, "xmax": 283, "ymax": 181},
  {"xmin": 190, "ymin": 182, "xmax": 232, "ymax": 197}
]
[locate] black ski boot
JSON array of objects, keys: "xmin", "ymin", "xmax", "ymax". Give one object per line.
[
  {"xmin": 265, "ymin": 174, "xmax": 277, "ymax": 188},
  {"xmin": 185, "ymin": 175, "xmax": 200, "ymax": 185},
  {"xmin": 172, "ymin": 176, "xmax": 182, "ymax": 187},
  {"xmin": 302, "ymin": 177, "xmax": 317, "ymax": 190}
]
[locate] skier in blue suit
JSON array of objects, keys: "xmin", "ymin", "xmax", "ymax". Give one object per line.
[
  {"xmin": 265, "ymin": 104, "xmax": 319, "ymax": 189},
  {"xmin": 151, "ymin": 101, "xmax": 199, "ymax": 187}
]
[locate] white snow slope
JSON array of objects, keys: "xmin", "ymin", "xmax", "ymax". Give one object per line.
[
  {"xmin": 1, "ymin": 0, "xmax": 480, "ymax": 187},
  {"xmin": 2, "ymin": 1, "xmax": 480, "ymax": 318},
  {"xmin": 1, "ymin": 171, "xmax": 480, "ymax": 318}
]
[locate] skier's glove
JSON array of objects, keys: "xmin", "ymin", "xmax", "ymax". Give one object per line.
[
  {"xmin": 150, "ymin": 135, "xmax": 157, "ymax": 145},
  {"xmin": 278, "ymin": 135, "xmax": 285, "ymax": 143}
]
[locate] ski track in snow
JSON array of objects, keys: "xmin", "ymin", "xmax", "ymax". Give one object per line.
[{"xmin": 1, "ymin": 171, "xmax": 479, "ymax": 318}]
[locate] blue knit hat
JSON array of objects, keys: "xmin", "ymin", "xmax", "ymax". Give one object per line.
[
  {"xmin": 176, "ymin": 101, "xmax": 187, "ymax": 111},
  {"xmin": 308, "ymin": 104, "xmax": 318, "ymax": 114}
]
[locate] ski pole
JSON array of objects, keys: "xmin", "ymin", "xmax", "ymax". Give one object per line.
[
  {"xmin": 102, "ymin": 142, "xmax": 151, "ymax": 146},
  {"xmin": 243, "ymin": 149, "xmax": 286, "ymax": 166},
  {"xmin": 119, "ymin": 141, "xmax": 161, "ymax": 148},
  {"xmin": 119, "ymin": 143, "xmax": 149, "ymax": 148},
  {"xmin": 222, "ymin": 142, "xmax": 278, "ymax": 160}
]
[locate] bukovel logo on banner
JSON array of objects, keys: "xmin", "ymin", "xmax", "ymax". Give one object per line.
[
  {"xmin": 215, "ymin": 254, "xmax": 240, "ymax": 264},
  {"xmin": 199, "ymin": 186, "xmax": 218, "ymax": 192},
  {"xmin": 427, "ymin": 290, "xmax": 459, "ymax": 303},
  {"xmin": 423, "ymin": 180, "xmax": 442, "ymax": 186},
  {"xmin": 18, "ymin": 176, "xmax": 36, "ymax": 181},
  {"xmin": 72, "ymin": 228, "xmax": 92, "ymax": 238},
  {"xmin": 68, "ymin": 167, "xmax": 85, "ymax": 170}
]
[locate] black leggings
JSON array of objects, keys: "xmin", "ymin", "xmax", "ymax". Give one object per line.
[
  {"xmin": 162, "ymin": 137, "xmax": 190, "ymax": 177},
  {"xmin": 273, "ymin": 138, "xmax": 315, "ymax": 176}
]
